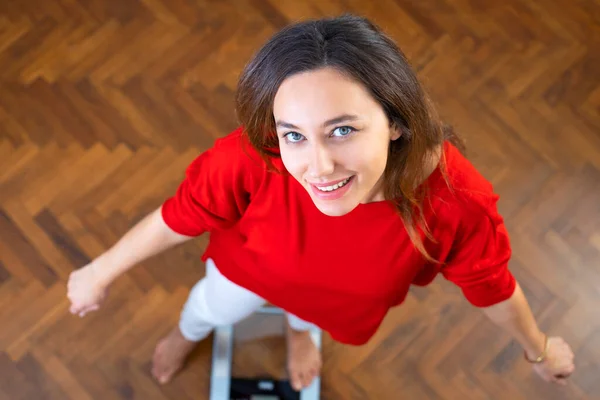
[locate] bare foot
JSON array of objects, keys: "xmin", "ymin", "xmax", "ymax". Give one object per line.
[
  {"xmin": 152, "ymin": 326, "xmax": 197, "ymax": 384},
  {"xmin": 286, "ymin": 322, "xmax": 322, "ymax": 391}
]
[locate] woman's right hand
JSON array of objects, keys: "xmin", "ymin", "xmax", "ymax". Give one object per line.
[{"xmin": 67, "ymin": 261, "xmax": 110, "ymax": 317}]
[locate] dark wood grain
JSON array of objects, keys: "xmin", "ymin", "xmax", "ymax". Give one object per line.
[{"xmin": 1, "ymin": 0, "xmax": 599, "ymax": 398}]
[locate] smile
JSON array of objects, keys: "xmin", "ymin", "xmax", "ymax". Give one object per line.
[
  {"xmin": 315, "ymin": 177, "xmax": 352, "ymax": 192},
  {"xmin": 308, "ymin": 176, "xmax": 355, "ymax": 201}
]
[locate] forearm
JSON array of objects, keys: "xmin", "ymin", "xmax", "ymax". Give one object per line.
[
  {"xmin": 95, "ymin": 206, "xmax": 195, "ymax": 285},
  {"xmin": 481, "ymin": 281, "xmax": 546, "ymax": 359}
]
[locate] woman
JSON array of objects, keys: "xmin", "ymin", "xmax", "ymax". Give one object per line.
[{"xmin": 67, "ymin": 14, "xmax": 575, "ymax": 391}]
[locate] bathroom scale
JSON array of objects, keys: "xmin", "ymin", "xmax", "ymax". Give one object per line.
[{"xmin": 209, "ymin": 306, "xmax": 322, "ymax": 400}]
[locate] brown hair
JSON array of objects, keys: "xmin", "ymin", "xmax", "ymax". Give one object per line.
[{"xmin": 235, "ymin": 14, "xmax": 465, "ymax": 261}]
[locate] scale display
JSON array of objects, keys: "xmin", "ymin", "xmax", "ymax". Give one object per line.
[
  {"xmin": 210, "ymin": 306, "xmax": 321, "ymax": 400},
  {"xmin": 230, "ymin": 377, "xmax": 299, "ymax": 400}
]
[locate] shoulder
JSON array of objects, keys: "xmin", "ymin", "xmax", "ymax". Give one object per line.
[
  {"xmin": 189, "ymin": 126, "xmax": 265, "ymax": 170},
  {"xmin": 184, "ymin": 126, "xmax": 272, "ymax": 194},
  {"xmin": 429, "ymin": 142, "xmax": 504, "ymax": 227}
]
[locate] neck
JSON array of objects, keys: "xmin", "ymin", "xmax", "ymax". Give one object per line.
[
  {"xmin": 363, "ymin": 144, "xmax": 443, "ymax": 204},
  {"xmin": 363, "ymin": 175, "xmax": 387, "ymax": 203}
]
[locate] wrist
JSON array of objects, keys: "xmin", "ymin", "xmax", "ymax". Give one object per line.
[
  {"xmin": 92, "ymin": 250, "xmax": 124, "ymax": 287},
  {"xmin": 524, "ymin": 330, "xmax": 548, "ymax": 361}
]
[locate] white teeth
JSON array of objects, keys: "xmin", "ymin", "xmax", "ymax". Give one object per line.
[{"xmin": 315, "ymin": 177, "xmax": 351, "ymax": 192}]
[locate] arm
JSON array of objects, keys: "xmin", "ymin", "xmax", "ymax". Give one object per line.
[
  {"xmin": 67, "ymin": 206, "xmax": 195, "ymax": 316},
  {"xmin": 67, "ymin": 127, "xmax": 261, "ymax": 317},
  {"xmin": 96, "ymin": 126, "xmax": 259, "ymax": 286},
  {"xmin": 440, "ymin": 198, "xmax": 575, "ymax": 384},
  {"xmin": 481, "ymin": 281, "xmax": 575, "ymax": 385},
  {"xmin": 481, "ymin": 281, "xmax": 546, "ymax": 359},
  {"xmin": 94, "ymin": 206, "xmax": 194, "ymax": 286}
]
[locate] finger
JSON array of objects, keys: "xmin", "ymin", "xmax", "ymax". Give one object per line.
[
  {"xmin": 78, "ymin": 307, "xmax": 90, "ymax": 317},
  {"xmin": 562, "ymin": 363, "xmax": 576, "ymax": 376},
  {"xmin": 550, "ymin": 375, "xmax": 566, "ymax": 385},
  {"xmin": 554, "ymin": 369, "xmax": 572, "ymax": 383},
  {"xmin": 79, "ymin": 309, "xmax": 93, "ymax": 318},
  {"xmin": 556, "ymin": 348, "xmax": 573, "ymax": 363},
  {"xmin": 557, "ymin": 362, "xmax": 575, "ymax": 376},
  {"xmin": 560, "ymin": 344, "xmax": 573, "ymax": 355},
  {"xmin": 79, "ymin": 305, "xmax": 98, "ymax": 316}
]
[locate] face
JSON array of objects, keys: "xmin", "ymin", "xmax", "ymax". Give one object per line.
[{"xmin": 273, "ymin": 67, "xmax": 401, "ymax": 217}]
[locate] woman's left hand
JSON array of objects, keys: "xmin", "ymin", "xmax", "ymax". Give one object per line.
[{"xmin": 529, "ymin": 336, "xmax": 575, "ymax": 385}]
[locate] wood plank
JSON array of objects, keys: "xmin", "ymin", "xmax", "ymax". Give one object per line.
[{"xmin": 0, "ymin": 0, "xmax": 598, "ymax": 398}]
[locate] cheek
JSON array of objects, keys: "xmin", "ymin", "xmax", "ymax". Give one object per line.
[
  {"xmin": 279, "ymin": 147, "xmax": 305, "ymax": 177},
  {"xmin": 342, "ymin": 141, "xmax": 388, "ymax": 178}
]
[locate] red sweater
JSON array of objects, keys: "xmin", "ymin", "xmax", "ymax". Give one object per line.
[{"xmin": 161, "ymin": 127, "xmax": 516, "ymax": 345}]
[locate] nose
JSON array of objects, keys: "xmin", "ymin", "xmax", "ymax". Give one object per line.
[{"xmin": 307, "ymin": 143, "xmax": 335, "ymax": 179}]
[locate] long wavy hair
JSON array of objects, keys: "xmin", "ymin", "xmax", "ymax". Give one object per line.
[{"xmin": 235, "ymin": 14, "xmax": 465, "ymax": 261}]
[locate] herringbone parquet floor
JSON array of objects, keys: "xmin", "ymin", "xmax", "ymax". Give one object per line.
[{"xmin": 1, "ymin": 0, "xmax": 599, "ymax": 399}]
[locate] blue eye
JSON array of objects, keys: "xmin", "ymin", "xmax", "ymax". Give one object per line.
[
  {"xmin": 284, "ymin": 132, "xmax": 304, "ymax": 143},
  {"xmin": 332, "ymin": 126, "xmax": 355, "ymax": 137}
]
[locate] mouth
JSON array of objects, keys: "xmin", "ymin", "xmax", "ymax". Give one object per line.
[
  {"xmin": 313, "ymin": 176, "xmax": 352, "ymax": 192},
  {"xmin": 308, "ymin": 176, "xmax": 355, "ymax": 200}
]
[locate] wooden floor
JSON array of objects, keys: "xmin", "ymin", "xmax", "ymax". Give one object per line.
[{"xmin": 1, "ymin": 0, "xmax": 599, "ymax": 399}]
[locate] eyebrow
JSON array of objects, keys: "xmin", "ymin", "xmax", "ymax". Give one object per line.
[{"xmin": 275, "ymin": 114, "xmax": 360, "ymax": 130}]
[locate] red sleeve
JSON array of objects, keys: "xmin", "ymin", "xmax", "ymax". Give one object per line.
[
  {"xmin": 161, "ymin": 127, "xmax": 262, "ymax": 237},
  {"xmin": 441, "ymin": 196, "xmax": 517, "ymax": 307}
]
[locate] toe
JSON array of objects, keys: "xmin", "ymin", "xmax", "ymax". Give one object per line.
[
  {"xmin": 155, "ymin": 363, "xmax": 171, "ymax": 384},
  {"xmin": 301, "ymin": 375, "xmax": 310, "ymax": 389},
  {"xmin": 152, "ymin": 363, "xmax": 164, "ymax": 383},
  {"xmin": 158, "ymin": 374, "xmax": 170, "ymax": 385},
  {"xmin": 307, "ymin": 370, "xmax": 317, "ymax": 387},
  {"xmin": 151, "ymin": 358, "xmax": 159, "ymax": 379},
  {"xmin": 292, "ymin": 372, "xmax": 303, "ymax": 391}
]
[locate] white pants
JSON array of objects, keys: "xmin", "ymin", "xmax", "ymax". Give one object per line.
[{"xmin": 179, "ymin": 258, "xmax": 316, "ymax": 341}]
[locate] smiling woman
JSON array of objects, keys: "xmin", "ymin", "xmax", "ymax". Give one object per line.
[
  {"xmin": 272, "ymin": 69, "xmax": 400, "ymax": 217},
  {"xmin": 66, "ymin": 14, "xmax": 575, "ymax": 393},
  {"xmin": 235, "ymin": 17, "xmax": 463, "ymax": 256}
]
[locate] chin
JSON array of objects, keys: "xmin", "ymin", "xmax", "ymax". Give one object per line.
[{"xmin": 313, "ymin": 200, "xmax": 357, "ymax": 217}]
